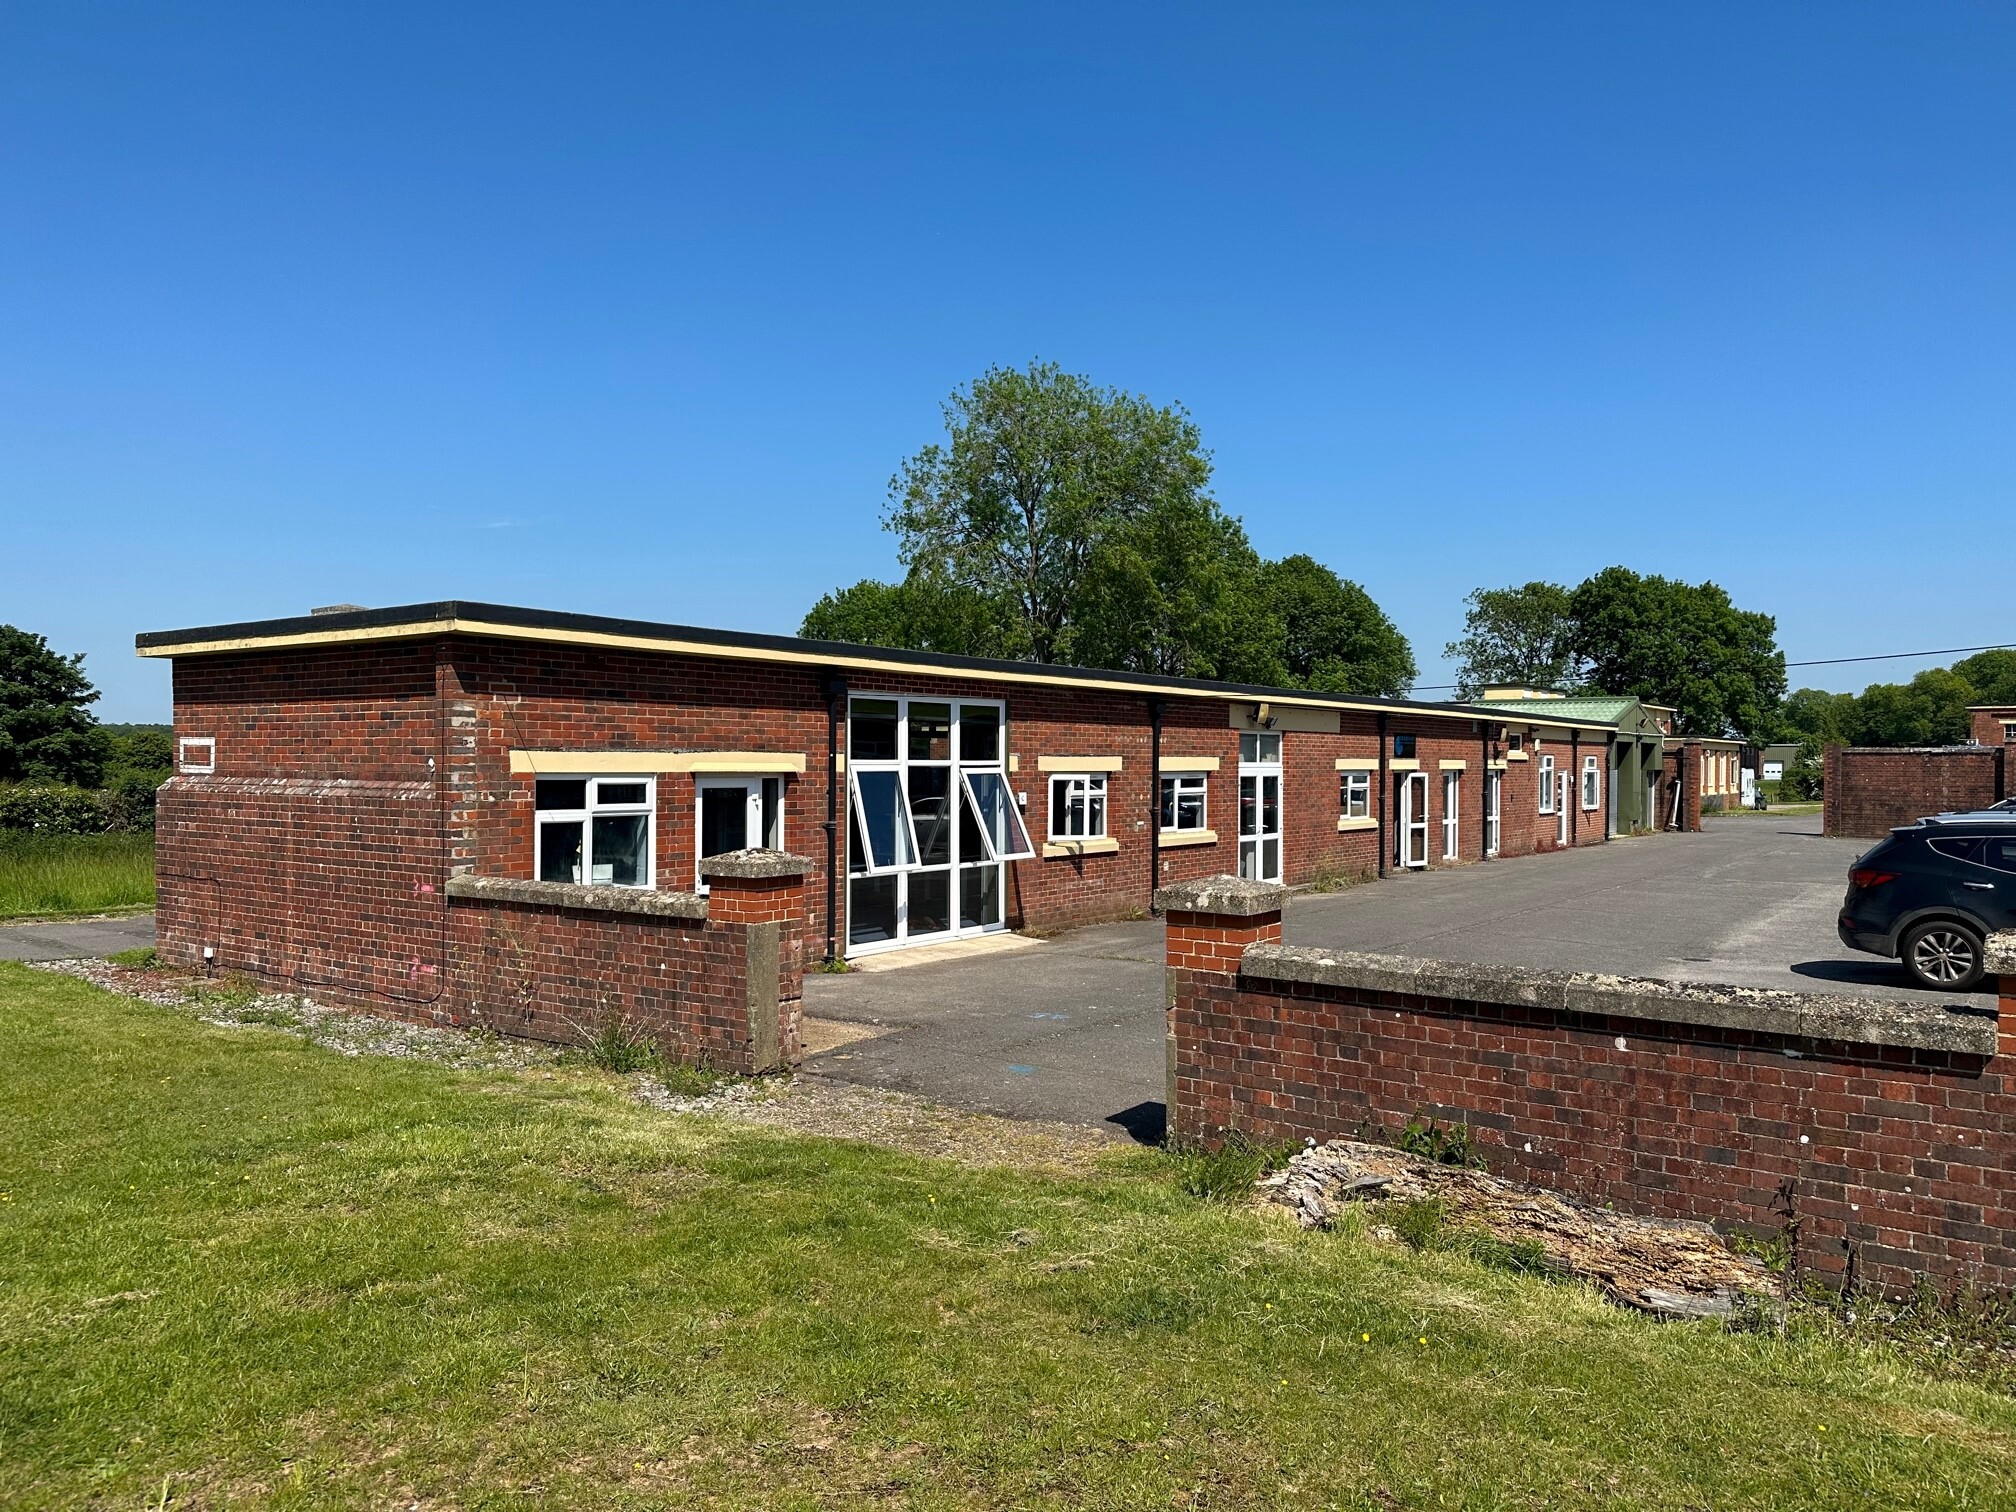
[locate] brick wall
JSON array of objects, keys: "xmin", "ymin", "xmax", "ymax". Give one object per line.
[
  {"xmin": 1160, "ymin": 880, "xmax": 2016, "ymax": 1291},
  {"xmin": 1823, "ymin": 745, "xmax": 2005, "ymax": 838},
  {"xmin": 1971, "ymin": 707, "xmax": 2016, "ymax": 747}
]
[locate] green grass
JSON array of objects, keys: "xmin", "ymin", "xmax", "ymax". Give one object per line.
[
  {"xmin": 3, "ymin": 963, "xmax": 2013, "ymax": 1509},
  {"xmin": 0, "ymin": 831, "xmax": 155, "ymax": 918}
]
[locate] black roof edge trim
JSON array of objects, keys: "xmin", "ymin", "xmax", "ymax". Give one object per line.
[{"xmin": 136, "ymin": 598, "xmax": 1540, "ymax": 722}]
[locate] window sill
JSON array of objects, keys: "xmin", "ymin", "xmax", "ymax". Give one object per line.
[
  {"xmin": 1042, "ymin": 836, "xmax": 1120, "ymax": 859},
  {"xmin": 1336, "ymin": 816, "xmax": 1379, "ymax": 832},
  {"xmin": 1156, "ymin": 828, "xmax": 1217, "ymax": 848},
  {"xmin": 445, "ymin": 873, "xmax": 707, "ymax": 919},
  {"xmin": 1505, "ymin": 751, "xmax": 1530, "ymax": 762}
]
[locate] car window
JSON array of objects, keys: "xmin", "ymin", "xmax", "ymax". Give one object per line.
[
  {"xmin": 1983, "ymin": 837, "xmax": 2016, "ymax": 875},
  {"xmin": 1928, "ymin": 836, "xmax": 1984, "ymax": 864}
]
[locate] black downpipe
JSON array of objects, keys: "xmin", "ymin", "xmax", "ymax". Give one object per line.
[
  {"xmin": 820, "ymin": 673, "xmax": 848, "ymax": 964},
  {"xmin": 1148, "ymin": 697, "xmax": 1166, "ymax": 912},
  {"xmin": 1376, "ymin": 713, "xmax": 1390, "ymax": 878}
]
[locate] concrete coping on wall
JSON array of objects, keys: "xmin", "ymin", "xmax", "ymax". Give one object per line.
[
  {"xmin": 444, "ymin": 873, "xmax": 709, "ymax": 920},
  {"xmin": 1240, "ymin": 943, "xmax": 2000, "ymax": 1057},
  {"xmin": 1155, "ymin": 874, "xmax": 1290, "ymax": 918},
  {"xmin": 1988, "ymin": 930, "xmax": 2016, "ymax": 977},
  {"xmin": 698, "ymin": 848, "xmax": 816, "ymax": 880}
]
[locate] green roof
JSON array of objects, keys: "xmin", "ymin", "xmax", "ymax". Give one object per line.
[{"xmin": 1469, "ymin": 695, "xmax": 1644, "ymax": 724}]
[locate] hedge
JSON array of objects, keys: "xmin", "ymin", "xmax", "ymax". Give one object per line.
[{"xmin": 0, "ymin": 781, "xmax": 159, "ymax": 835}]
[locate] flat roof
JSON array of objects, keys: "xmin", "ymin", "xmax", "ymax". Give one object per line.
[{"xmin": 135, "ymin": 599, "xmax": 1627, "ymax": 732}]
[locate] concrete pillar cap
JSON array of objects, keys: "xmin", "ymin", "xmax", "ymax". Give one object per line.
[
  {"xmin": 699, "ymin": 848, "xmax": 816, "ymax": 880},
  {"xmin": 1154, "ymin": 874, "xmax": 1287, "ymax": 917},
  {"xmin": 1986, "ymin": 930, "xmax": 2016, "ymax": 978}
]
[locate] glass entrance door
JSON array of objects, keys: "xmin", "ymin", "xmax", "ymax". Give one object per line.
[
  {"xmin": 845, "ymin": 697, "xmax": 1032, "ymax": 955},
  {"xmin": 1237, "ymin": 733, "xmax": 1282, "ymax": 882}
]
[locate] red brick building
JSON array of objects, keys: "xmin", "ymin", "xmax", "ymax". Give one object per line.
[
  {"xmin": 1973, "ymin": 704, "xmax": 2016, "ymax": 748},
  {"xmin": 139, "ymin": 602, "xmax": 1633, "ymax": 986}
]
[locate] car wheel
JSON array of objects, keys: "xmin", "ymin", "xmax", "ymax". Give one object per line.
[{"xmin": 1901, "ymin": 920, "xmax": 1986, "ymax": 992}]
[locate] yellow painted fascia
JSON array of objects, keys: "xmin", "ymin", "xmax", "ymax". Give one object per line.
[{"xmin": 510, "ymin": 750, "xmax": 807, "ymax": 775}]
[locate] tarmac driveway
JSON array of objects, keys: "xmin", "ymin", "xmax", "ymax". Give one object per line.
[{"xmin": 802, "ymin": 813, "xmax": 1994, "ymax": 1135}]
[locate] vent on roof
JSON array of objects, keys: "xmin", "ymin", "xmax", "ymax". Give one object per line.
[{"xmin": 310, "ymin": 603, "xmax": 367, "ymax": 616}]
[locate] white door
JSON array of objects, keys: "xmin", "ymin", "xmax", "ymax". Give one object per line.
[
  {"xmin": 1556, "ymin": 773, "xmax": 1570, "ymax": 846},
  {"xmin": 1238, "ymin": 764, "xmax": 1283, "ymax": 882},
  {"xmin": 1485, "ymin": 770, "xmax": 1501, "ymax": 857},
  {"xmin": 696, "ymin": 775, "xmax": 781, "ymax": 889},
  {"xmin": 1398, "ymin": 772, "xmax": 1429, "ymax": 869},
  {"xmin": 1441, "ymin": 771, "xmax": 1460, "ymax": 859}
]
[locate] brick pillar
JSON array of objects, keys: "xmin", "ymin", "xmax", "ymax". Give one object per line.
[
  {"xmin": 1681, "ymin": 744, "xmax": 1704, "ymax": 832},
  {"xmin": 1990, "ymin": 933, "xmax": 2016, "ymax": 1061},
  {"xmin": 699, "ymin": 849, "xmax": 813, "ymax": 1073},
  {"xmin": 1154, "ymin": 874, "xmax": 1287, "ymax": 1145}
]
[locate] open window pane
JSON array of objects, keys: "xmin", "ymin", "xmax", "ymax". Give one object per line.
[
  {"xmin": 961, "ymin": 770, "xmax": 1033, "ymax": 859},
  {"xmin": 850, "ymin": 769, "xmax": 916, "ymax": 871}
]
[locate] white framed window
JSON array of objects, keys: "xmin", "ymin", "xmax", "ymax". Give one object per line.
[
  {"xmin": 1537, "ymin": 754, "xmax": 1556, "ymax": 813},
  {"xmin": 1239, "ymin": 732, "xmax": 1282, "ymax": 765},
  {"xmin": 1339, "ymin": 770, "xmax": 1370, "ymax": 819},
  {"xmin": 177, "ymin": 736, "xmax": 216, "ymax": 774},
  {"xmin": 1506, "ymin": 732, "xmax": 1524, "ymax": 754},
  {"xmin": 1160, "ymin": 772, "xmax": 1209, "ymax": 832},
  {"xmin": 536, "ymin": 776, "xmax": 654, "ymax": 888},
  {"xmin": 1049, "ymin": 773, "xmax": 1108, "ymax": 840},
  {"xmin": 1581, "ymin": 754, "xmax": 1600, "ymax": 811},
  {"xmin": 962, "ymin": 769, "xmax": 1036, "ymax": 860}
]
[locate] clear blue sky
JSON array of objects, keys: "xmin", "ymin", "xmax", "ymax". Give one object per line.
[{"xmin": 3, "ymin": 3, "xmax": 2011, "ymax": 721}]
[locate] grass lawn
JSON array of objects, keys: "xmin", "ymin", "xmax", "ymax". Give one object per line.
[
  {"xmin": 0, "ymin": 832, "xmax": 155, "ymax": 919},
  {"xmin": 3, "ymin": 964, "xmax": 2014, "ymax": 1509}
]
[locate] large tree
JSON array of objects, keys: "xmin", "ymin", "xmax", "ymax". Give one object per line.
[
  {"xmin": 1566, "ymin": 568, "xmax": 1785, "ymax": 741},
  {"xmin": 1780, "ymin": 687, "xmax": 1859, "ymax": 747},
  {"xmin": 1952, "ymin": 648, "xmax": 2016, "ymax": 706},
  {"xmin": 0, "ymin": 625, "xmax": 110, "ymax": 786},
  {"xmin": 1443, "ymin": 582, "xmax": 1579, "ymax": 696},
  {"xmin": 1263, "ymin": 554, "xmax": 1416, "ymax": 697},
  {"xmin": 882, "ymin": 362, "xmax": 1216, "ymax": 665},
  {"xmin": 1851, "ymin": 668, "xmax": 1974, "ymax": 747},
  {"xmin": 799, "ymin": 574, "xmax": 1009, "ymax": 657}
]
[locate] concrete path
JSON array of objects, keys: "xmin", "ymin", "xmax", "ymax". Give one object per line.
[
  {"xmin": 802, "ymin": 921, "xmax": 1168, "ymax": 1141},
  {"xmin": 0, "ymin": 912, "xmax": 156, "ymax": 962}
]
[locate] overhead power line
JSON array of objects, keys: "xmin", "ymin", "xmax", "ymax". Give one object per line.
[{"xmin": 1411, "ymin": 642, "xmax": 2014, "ymax": 696}]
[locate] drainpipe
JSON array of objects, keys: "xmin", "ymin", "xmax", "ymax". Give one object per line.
[
  {"xmin": 819, "ymin": 673, "xmax": 848, "ymax": 964},
  {"xmin": 1376, "ymin": 713, "xmax": 1390, "ymax": 878},
  {"xmin": 1148, "ymin": 697, "xmax": 1166, "ymax": 913}
]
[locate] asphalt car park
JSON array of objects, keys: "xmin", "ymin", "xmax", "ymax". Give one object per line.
[{"xmin": 800, "ymin": 813, "xmax": 1997, "ymax": 1136}]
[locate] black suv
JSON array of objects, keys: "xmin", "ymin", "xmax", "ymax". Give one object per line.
[{"xmin": 1837, "ymin": 816, "xmax": 2016, "ymax": 991}]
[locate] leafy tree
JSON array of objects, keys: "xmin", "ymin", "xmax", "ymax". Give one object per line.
[
  {"xmin": 883, "ymin": 361, "xmax": 1215, "ymax": 665},
  {"xmin": 1780, "ymin": 688, "xmax": 1858, "ymax": 747},
  {"xmin": 1567, "ymin": 568, "xmax": 1785, "ymax": 742},
  {"xmin": 799, "ymin": 575, "xmax": 1009, "ymax": 657},
  {"xmin": 1263, "ymin": 554, "xmax": 1415, "ymax": 697},
  {"xmin": 1444, "ymin": 582, "xmax": 1578, "ymax": 696},
  {"xmin": 1952, "ymin": 648, "xmax": 2016, "ymax": 706},
  {"xmin": 1073, "ymin": 499, "xmax": 1282, "ymax": 682},
  {"xmin": 1851, "ymin": 668, "xmax": 1974, "ymax": 747},
  {"xmin": 0, "ymin": 625, "xmax": 110, "ymax": 786}
]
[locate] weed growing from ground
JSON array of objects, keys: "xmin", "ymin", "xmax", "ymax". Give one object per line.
[
  {"xmin": 1168, "ymin": 1133, "xmax": 1298, "ymax": 1202},
  {"xmin": 1392, "ymin": 1114, "xmax": 1488, "ymax": 1169},
  {"xmin": 569, "ymin": 1016, "xmax": 663, "ymax": 1074},
  {"xmin": 106, "ymin": 946, "xmax": 159, "ymax": 969}
]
